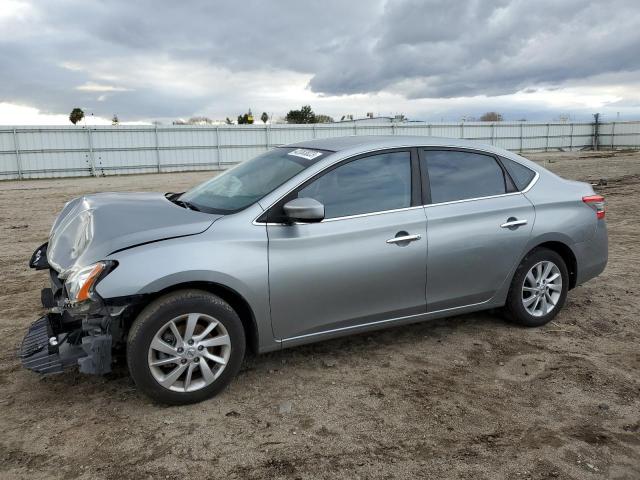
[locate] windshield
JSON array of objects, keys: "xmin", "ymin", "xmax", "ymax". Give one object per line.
[{"xmin": 179, "ymin": 147, "xmax": 329, "ymax": 214}]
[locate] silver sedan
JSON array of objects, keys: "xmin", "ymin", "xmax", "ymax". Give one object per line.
[{"xmin": 22, "ymin": 136, "xmax": 608, "ymax": 404}]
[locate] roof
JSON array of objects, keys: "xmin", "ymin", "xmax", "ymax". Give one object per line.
[
  {"xmin": 285, "ymin": 135, "xmax": 539, "ymax": 172},
  {"xmin": 287, "ymin": 135, "xmax": 501, "ymax": 154}
]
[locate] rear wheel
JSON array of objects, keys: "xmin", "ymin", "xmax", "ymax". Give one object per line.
[
  {"xmin": 127, "ymin": 289, "xmax": 245, "ymax": 405},
  {"xmin": 505, "ymin": 248, "xmax": 569, "ymax": 327}
]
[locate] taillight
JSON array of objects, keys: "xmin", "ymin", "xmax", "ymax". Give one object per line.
[{"xmin": 583, "ymin": 195, "xmax": 605, "ymax": 219}]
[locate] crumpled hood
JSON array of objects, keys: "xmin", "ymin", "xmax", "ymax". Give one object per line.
[{"xmin": 48, "ymin": 192, "xmax": 219, "ymax": 275}]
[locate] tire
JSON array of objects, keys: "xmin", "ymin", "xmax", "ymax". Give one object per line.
[
  {"xmin": 127, "ymin": 289, "xmax": 246, "ymax": 405},
  {"xmin": 505, "ymin": 248, "xmax": 569, "ymax": 327}
]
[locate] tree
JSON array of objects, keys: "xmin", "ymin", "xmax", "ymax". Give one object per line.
[
  {"xmin": 260, "ymin": 112, "xmax": 269, "ymax": 124},
  {"xmin": 237, "ymin": 111, "xmax": 254, "ymax": 124},
  {"xmin": 111, "ymin": 114, "xmax": 119, "ymax": 125},
  {"xmin": 285, "ymin": 105, "xmax": 316, "ymax": 124},
  {"xmin": 69, "ymin": 107, "xmax": 85, "ymax": 125},
  {"xmin": 315, "ymin": 114, "xmax": 334, "ymax": 124},
  {"xmin": 480, "ymin": 111, "xmax": 503, "ymax": 122}
]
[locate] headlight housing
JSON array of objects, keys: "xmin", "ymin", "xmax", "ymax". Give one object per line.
[
  {"xmin": 64, "ymin": 260, "xmax": 117, "ymax": 304},
  {"xmin": 70, "ymin": 210, "xmax": 93, "ymax": 260}
]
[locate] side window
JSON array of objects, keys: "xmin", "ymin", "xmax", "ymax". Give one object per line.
[
  {"xmin": 500, "ymin": 156, "xmax": 536, "ymax": 191},
  {"xmin": 422, "ymin": 150, "xmax": 507, "ymax": 204},
  {"xmin": 298, "ymin": 151, "xmax": 411, "ymax": 219}
]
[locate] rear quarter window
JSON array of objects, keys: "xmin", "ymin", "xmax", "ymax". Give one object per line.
[{"xmin": 500, "ymin": 157, "xmax": 536, "ymax": 190}]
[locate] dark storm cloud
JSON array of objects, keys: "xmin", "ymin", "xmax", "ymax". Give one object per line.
[
  {"xmin": 309, "ymin": 0, "xmax": 640, "ymax": 97},
  {"xmin": 0, "ymin": 0, "xmax": 379, "ymax": 118},
  {"xmin": 1, "ymin": 0, "xmax": 639, "ymax": 119}
]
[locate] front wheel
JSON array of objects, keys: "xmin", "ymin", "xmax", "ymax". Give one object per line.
[
  {"xmin": 127, "ymin": 289, "xmax": 246, "ymax": 405},
  {"xmin": 505, "ymin": 248, "xmax": 569, "ymax": 327}
]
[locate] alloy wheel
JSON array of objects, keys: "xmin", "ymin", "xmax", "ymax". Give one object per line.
[
  {"xmin": 147, "ymin": 313, "xmax": 231, "ymax": 392},
  {"xmin": 521, "ymin": 260, "xmax": 563, "ymax": 317}
]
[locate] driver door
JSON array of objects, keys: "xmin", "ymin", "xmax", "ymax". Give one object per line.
[{"xmin": 265, "ymin": 149, "xmax": 428, "ymax": 341}]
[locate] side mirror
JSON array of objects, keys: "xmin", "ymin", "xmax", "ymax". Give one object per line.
[{"xmin": 283, "ymin": 197, "xmax": 325, "ymax": 223}]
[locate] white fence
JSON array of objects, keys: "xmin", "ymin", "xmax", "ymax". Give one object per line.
[{"xmin": 1, "ymin": 120, "xmax": 639, "ymax": 180}]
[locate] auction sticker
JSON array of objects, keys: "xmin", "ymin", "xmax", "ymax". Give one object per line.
[{"xmin": 287, "ymin": 148, "xmax": 323, "ymax": 160}]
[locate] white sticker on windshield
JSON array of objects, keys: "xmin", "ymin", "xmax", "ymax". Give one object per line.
[{"xmin": 287, "ymin": 148, "xmax": 323, "ymax": 160}]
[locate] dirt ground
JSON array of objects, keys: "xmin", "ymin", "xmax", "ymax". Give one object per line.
[{"xmin": 1, "ymin": 150, "xmax": 639, "ymax": 480}]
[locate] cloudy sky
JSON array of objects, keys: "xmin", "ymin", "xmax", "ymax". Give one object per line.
[{"xmin": 1, "ymin": 0, "xmax": 639, "ymax": 124}]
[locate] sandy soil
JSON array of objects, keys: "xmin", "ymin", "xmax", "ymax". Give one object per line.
[{"xmin": 0, "ymin": 150, "xmax": 639, "ymax": 480}]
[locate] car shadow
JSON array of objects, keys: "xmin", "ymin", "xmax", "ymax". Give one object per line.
[
  {"xmin": 27, "ymin": 310, "xmax": 512, "ymax": 407},
  {"xmin": 243, "ymin": 309, "xmax": 509, "ymax": 370}
]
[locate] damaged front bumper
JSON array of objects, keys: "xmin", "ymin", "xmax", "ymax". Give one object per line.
[
  {"xmin": 20, "ymin": 243, "xmax": 134, "ymax": 376},
  {"xmin": 20, "ymin": 314, "xmax": 111, "ymax": 375}
]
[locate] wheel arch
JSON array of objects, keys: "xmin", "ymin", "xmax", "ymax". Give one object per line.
[
  {"xmin": 526, "ymin": 240, "xmax": 578, "ymax": 290},
  {"xmin": 126, "ymin": 281, "xmax": 260, "ymax": 355}
]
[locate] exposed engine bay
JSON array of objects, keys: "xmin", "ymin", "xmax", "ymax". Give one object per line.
[{"xmin": 20, "ymin": 242, "xmax": 133, "ymax": 375}]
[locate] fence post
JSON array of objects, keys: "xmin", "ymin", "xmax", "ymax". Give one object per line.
[
  {"xmin": 428, "ymin": 124, "xmax": 432, "ymax": 136},
  {"xmin": 519, "ymin": 122, "xmax": 524, "ymax": 152},
  {"xmin": 491, "ymin": 123, "xmax": 495, "ymax": 145},
  {"xmin": 265, "ymin": 125, "xmax": 270, "ymax": 149},
  {"xmin": 460, "ymin": 122, "xmax": 464, "ymax": 139},
  {"xmin": 353, "ymin": 121, "xmax": 357, "ymax": 136},
  {"xmin": 154, "ymin": 125, "xmax": 161, "ymax": 173},
  {"xmin": 12, "ymin": 128, "xmax": 23, "ymax": 180},
  {"xmin": 86, "ymin": 127, "xmax": 97, "ymax": 177},
  {"xmin": 312, "ymin": 124, "xmax": 317, "ymax": 139},
  {"xmin": 544, "ymin": 123, "xmax": 550, "ymax": 152},
  {"xmin": 569, "ymin": 123, "xmax": 574, "ymax": 151},
  {"xmin": 610, "ymin": 122, "xmax": 615, "ymax": 150},
  {"xmin": 216, "ymin": 126, "xmax": 222, "ymax": 166},
  {"xmin": 592, "ymin": 113, "xmax": 600, "ymax": 151}
]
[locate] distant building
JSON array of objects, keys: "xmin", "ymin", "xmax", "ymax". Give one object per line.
[{"xmin": 335, "ymin": 115, "xmax": 408, "ymax": 125}]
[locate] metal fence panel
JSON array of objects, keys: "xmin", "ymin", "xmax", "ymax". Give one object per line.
[
  {"xmin": 20, "ymin": 151, "xmax": 90, "ymax": 178},
  {"xmin": 610, "ymin": 121, "xmax": 640, "ymax": 147},
  {"xmin": 1, "ymin": 121, "xmax": 638, "ymax": 180},
  {"xmin": 269, "ymin": 125, "xmax": 314, "ymax": 145}
]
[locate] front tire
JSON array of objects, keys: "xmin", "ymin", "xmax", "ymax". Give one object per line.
[
  {"xmin": 505, "ymin": 248, "xmax": 569, "ymax": 327},
  {"xmin": 127, "ymin": 289, "xmax": 246, "ymax": 405}
]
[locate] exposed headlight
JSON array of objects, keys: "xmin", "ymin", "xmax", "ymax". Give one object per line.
[
  {"xmin": 70, "ymin": 210, "xmax": 93, "ymax": 260},
  {"xmin": 65, "ymin": 260, "xmax": 117, "ymax": 304}
]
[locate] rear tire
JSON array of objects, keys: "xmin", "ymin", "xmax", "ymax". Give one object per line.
[
  {"xmin": 127, "ymin": 289, "xmax": 245, "ymax": 405},
  {"xmin": 505, "ymin": 248, "xmax": 569, "ymax": 327}
]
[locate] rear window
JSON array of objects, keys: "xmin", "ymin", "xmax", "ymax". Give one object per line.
[{"xmin": 500, "ymin": 157, "xmax": 536, "ymax": 190}]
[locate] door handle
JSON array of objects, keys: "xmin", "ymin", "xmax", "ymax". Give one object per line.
[
  {"xmin": 386, "ymin": 234, "xmax": 422, "ymax": 244},
  {"xmin": 500, "ymin": 219, "xmax": 528, "ymax": 228}
]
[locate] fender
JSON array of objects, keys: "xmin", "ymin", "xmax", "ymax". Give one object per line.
[{"xmin": 95, "ymin": 226, "xmax": 276, "ymax": 352}]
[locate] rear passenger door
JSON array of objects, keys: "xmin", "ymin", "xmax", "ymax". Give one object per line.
[{"xmin": 420, "ymin": 148, "xmax": 535, "ymax": 312}]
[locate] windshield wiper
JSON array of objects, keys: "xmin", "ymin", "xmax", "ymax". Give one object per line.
[
  {"xmin": 179, "ymin": 200, "xmax": 201, "ymax": 211},
  {"xmin": 165, "ymin": 193, "xmax": 201, "ymax": 211}
]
